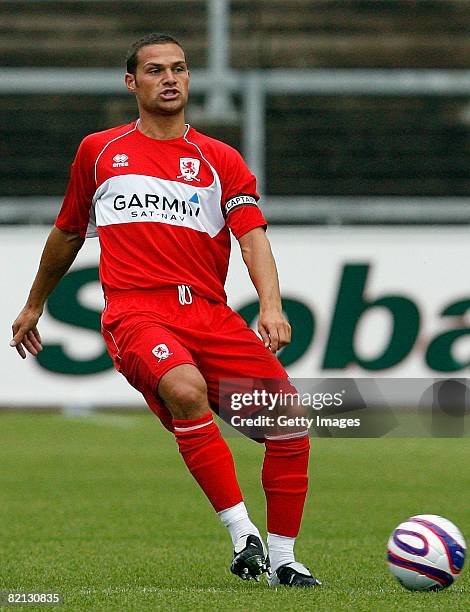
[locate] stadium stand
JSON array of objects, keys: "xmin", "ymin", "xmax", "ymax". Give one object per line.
[
  {"xmin": 0, "ymin": 0, "xmax": 469, "ymax": 201},
  {"xmin": 267, "ymin": 95, "xmax": 470, "ymax": 196},
  {"xmin": 2, "ymin": 0, "xmax": 470, "ymax": 69},
  {"xmin": 0, "ymin": 1, "xmax": 208, "ymax": 67}
]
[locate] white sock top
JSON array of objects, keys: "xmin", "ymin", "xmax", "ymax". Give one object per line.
[
  {"xmin": 267, "ymin": 532, "xmax": 296, "ymax": 572},
  {"xmin": 218, "ymin": 501, "xmax": 261, "ymax": 548}
]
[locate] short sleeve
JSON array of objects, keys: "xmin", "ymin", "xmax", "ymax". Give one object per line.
[
  {"xmin": 220, "ymin": 148, "xmax": 267, "ymax": 239},
  {"xmin": 55, "ymin": 138, "xmax": 96, "ymax": 238}
]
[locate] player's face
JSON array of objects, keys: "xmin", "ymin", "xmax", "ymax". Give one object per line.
[{"xmin": 125, "ymin": 43, "xmax": 189, "ymax": 116}]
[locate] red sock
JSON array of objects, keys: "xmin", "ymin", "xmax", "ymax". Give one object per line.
[
  {"xmin": 262, "ymin": 434, "xmax": 310, "ymax": 537},
  {"xmin": 173, "ymin": 412, "xmax": 243, "ymax": 512}
]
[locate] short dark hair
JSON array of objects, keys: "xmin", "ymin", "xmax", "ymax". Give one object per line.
[{"xmin": 126, "ymin": 33, "xmax": 185, "ymax": 74}]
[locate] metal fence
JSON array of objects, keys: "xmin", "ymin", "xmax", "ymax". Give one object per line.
[{"xmin": 1, "ymin": 0, "xmax": 469, "ymax": 224}]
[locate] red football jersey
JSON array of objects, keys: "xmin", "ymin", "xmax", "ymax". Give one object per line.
[{"xmin": 55, "ymin": 121, "xmax": 267, "ymax": 303}]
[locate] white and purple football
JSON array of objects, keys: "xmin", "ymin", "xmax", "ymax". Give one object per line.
[{"xmin": 387, "ymin": 514, "xmax": 466, "ymax": 591}]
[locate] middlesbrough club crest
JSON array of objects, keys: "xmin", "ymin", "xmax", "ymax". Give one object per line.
[
  {"xmin": 152, "ymin": 343, "xmax": 173, "ymax": 362},
  {"xmin": 177, "ymin": 157, "xmax": 201, "ymax": 182}
]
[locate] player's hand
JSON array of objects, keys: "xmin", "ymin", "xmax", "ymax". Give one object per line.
[
  {"xmin": 258, "ymin": 310, "xmax": 291, "ymax": 353},
  {"xmin": 10, "ymin": 307, "xmax": 43, "ymax": 359}
]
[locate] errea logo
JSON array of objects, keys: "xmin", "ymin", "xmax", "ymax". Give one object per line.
[{"xmin": 113, "ymin": 154, "xmax": 129, "ymax": 168}]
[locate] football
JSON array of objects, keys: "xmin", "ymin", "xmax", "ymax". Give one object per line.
[{"xmin": 387, "ymin": 514, "xmax": 466, "ymax": 591}]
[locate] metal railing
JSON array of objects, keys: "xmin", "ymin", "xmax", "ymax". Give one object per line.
[
  {"xmin": 1, "ymin": 0, "xmax": 469, "ymax": 224},
  {"xmin": 2, "ymin": 67, "xmax": 470, "ymax": 201}
]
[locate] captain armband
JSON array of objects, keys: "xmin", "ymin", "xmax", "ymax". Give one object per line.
[{"xmin": 225, "ymin": 194, "xmax": 258, "ymax": 216}]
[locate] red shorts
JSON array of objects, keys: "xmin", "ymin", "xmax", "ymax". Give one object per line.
[{"xmin": 101, "ymin": 288, "xmax": 288, "ymax": 431}]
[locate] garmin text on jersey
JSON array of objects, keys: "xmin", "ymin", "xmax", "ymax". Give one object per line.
[{"xmin": 113, "ymin": 192, "xmax": 200, "ymax": 221}]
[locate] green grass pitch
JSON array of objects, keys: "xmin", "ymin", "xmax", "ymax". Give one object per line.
[{"xmin": 0, "ymin": 412, "xmax": 469, "ymax": 611}]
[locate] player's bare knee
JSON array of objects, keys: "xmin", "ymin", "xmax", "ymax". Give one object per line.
[
  {"xmin": 158, "ymin": 367, "xmax": 209, "ymax": 419},
  {"xmin": 170, "ymin": 380, "xmax": 207, "ymax": 413}
]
